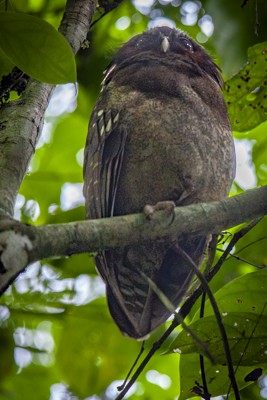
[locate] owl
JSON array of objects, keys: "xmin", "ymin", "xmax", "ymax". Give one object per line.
[{"xmin": 83, "ymin": 26, "xmax": 235, "ymax": 339}]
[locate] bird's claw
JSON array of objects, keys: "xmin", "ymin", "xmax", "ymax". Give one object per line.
[{"xmin": 143, "ymin": 201, "xmax": 176, "ymax": 223}]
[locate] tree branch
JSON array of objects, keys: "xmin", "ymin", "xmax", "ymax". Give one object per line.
[
  {"xmin": 0, "ymin": 0, "xmax": 96, "ymax": 217},
  {"xmin": 0, "ymin": 185, "xmax": 266, "ymax": 294}
]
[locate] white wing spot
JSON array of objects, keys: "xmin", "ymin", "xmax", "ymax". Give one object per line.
[
  {"xmin": 106, "ymin": 118, "xmax": 112, "ymax": 132},
  {"xmin": 100, "ymin": 125, "xmax": 105, "ymax": 136},
  {"xmin": 113, "ymin": 112, "xmax": 120, "ymax": 123}
]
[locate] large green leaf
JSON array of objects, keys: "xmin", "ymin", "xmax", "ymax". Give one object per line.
[
  {"xmin": 178, "ymin": 353, "xmax": 266, "ymax": 400},
  {"xmin": 0, "ymin": 11, "xmax": 76, "ymax": 83},
  {"xmin": 224, "ymin": 42, "xmax": 267, "ymax": 132},
  {"xmin": 169, "ymin": 312, "xmax": 267, "ymax": 366},
  {"xmin": 204, "ymin": 268, "xmax": 267, "ymax": 317},
  {"xmin": 0, "ymin": 46, "xmax": 14, "ymax": 77}
]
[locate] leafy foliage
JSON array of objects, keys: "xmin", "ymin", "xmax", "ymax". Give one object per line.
[
  {"xmin": 0, "ymin": 0, "xmax": 267, "ymax": 399},
  {"xmin": 169, "ymin": 267, "xmax": 267, "ymax": 399},
  {"xmin": 224, "ymin": 42, "xmax": 267, "ymax": 132}
]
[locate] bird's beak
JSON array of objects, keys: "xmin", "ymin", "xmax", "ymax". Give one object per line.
[{"xmin": 161, "ymin": 37, "xmax": 170, "ymax": 53}]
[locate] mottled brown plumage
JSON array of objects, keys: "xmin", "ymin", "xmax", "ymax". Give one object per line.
[{"xmin": 83, "ymin": 27, "xmax": 235, "ymax": 339}]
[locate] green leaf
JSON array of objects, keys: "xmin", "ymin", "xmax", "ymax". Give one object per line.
[
  {"xmin": 178, "ymin": 353, "xmax": 266, "ymax": 400},
  {"xmin": 169, "ymin": 268, "xmax": 267, "ymax": 398},
  {"xmin": 169, "ymin": 312, "xmax": 267, "ymax": 365},
  {"xmin": 0, "ymin": 11, "xmax": 76, "ymax": 84},
  {"xmin": 0, "ymin": 46, "xmax": 14, "ymax": 77},
  {"xmin": 204, "ymin": 268, "xmax": 267, "ymax": 317},
  {"xmin": 224, "ymin": 42, "xmax": 267, "ymax": 132}
]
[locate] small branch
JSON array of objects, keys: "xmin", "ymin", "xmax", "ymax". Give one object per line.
[{"xmin": 117, "ymin": 342, "xmax": 145, "ymax": 391}]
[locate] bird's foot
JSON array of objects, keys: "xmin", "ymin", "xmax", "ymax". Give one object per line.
[{"xmin": 143, "ymin": 201, "xmax": 176, "ymax": 222}]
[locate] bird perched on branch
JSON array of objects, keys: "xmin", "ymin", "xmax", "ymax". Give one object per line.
[{"xmin": 83, "ymin": 26, "xmax": 235, "ymax": 339}]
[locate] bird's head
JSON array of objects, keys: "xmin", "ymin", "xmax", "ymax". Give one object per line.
[{"xmin": 103, "ymin": 26, "xmax": 223, "ymax": 88}]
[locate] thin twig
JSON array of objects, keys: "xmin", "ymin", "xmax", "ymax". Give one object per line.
[
  {"xmin": 206, "ymin": 218, "xmax": 262, "ymax": 281},
  {"xmin": 235, "ymin": 234, "xmax": 267, "ymax": 255},
  {"xmin": 199, "ymin": 292, "xmax": 210, "ymax": 399},
  {"xmin": 198, "ymin": 238, "xmax": 217, "ymax": 399},
  {"xmin": 216, "ymin": 249, "xmax": 263, "ymax": 269},
  {"xmin": 117, "ymin": 342, "xmax": 145, "ymax": 391}
]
